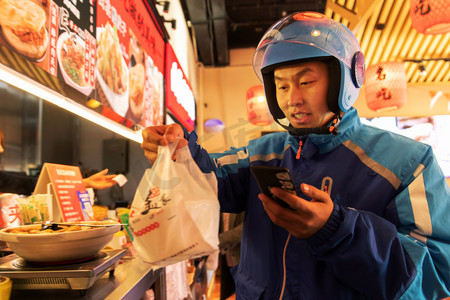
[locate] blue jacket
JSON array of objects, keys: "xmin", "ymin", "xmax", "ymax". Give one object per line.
[{"xmin": 187, "ymin": 108, "xmax": 450, "ymax": 299}]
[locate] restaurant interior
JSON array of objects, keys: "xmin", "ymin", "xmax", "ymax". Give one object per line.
[{"xmin": 0, "ymin": 0, "xmax": 449, "ymax": 299}]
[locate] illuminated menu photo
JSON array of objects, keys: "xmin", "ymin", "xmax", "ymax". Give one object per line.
[
  {"xmin": 53, "ymin": 0, "xmax": 97, "ymax": 96},
  {"xmin": 0, "ymin": 0, "xmax": 56, "ymax": 74},
  {"xmin": 96, "ymin": 0, "xmax": 166, "ymax": 128}
]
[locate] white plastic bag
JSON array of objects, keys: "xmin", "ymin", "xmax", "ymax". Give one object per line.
[{"xmin": 129, "ymin": 144, "xmax": 220, "ymax": 267}]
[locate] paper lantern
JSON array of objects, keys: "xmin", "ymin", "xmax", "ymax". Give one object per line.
[
  {"xmin": 410, "ymin": 0, "xmax": 450, "ymax": 34},
  {"xmin": 246, "ymin": 85, "xmax": 273, "ymax": 126},
  {"xmin": 365, "ymin": 62, "xmax": 407, "ymax": 112}
]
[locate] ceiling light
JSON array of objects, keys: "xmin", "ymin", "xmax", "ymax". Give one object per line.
[
  {"xmin": 419, "ymin": 63, "xmax": 427, "ymax": 76},
  {"xmin": 204, "ymin": 119, "xmax": 225, "ymax": 133},
  {"xmin": 429, "ymin": 91, "xmax": 443, "ymax": 109},
  {"xmin": 375, "ymin": 23, "xmax": 386, "ymax": 30}
]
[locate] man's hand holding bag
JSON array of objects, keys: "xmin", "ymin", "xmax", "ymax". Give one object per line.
[{"xmin": 129, "ymin": 143, "xmax": 220, "ymax": 267}]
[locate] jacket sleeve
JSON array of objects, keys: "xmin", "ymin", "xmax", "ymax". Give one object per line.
[
  {"xmin": 186, "ymin": 131, "xmax": 251, "ymax": 213},
  {"xmin": 394, "ymin": 147, "xmax": 450, "ymax": 299},
  {"xmin": 306, "ymin": 146, "xmax": 450, "ymax": 300}
]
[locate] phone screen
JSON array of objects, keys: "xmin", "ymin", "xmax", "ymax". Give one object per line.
[{"xmin": 250, "ymin": 165, "xmax": 297, "ymax": 209}]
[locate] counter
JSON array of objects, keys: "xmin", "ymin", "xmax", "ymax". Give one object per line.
[{"xmin": 8, "ymin": 256, "xmax": 166, "ymax": 300}]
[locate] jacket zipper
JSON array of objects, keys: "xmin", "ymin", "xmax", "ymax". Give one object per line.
[
  {"xmin": 296, "ymin": 140, "xmax": 303, "ymax": 159},
  {"xmin": 280, "ymin": 137, "xmax": 303, "ymax": 297}
]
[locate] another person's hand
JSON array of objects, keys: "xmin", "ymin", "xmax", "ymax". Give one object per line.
[
  {"xmin": 258, "ymin": 183, "xmax": 334, "ymax": 239},
  {"xmin": 83, "ymin": 169, "xmax": 117, "ymax": 190},
  {"xmin": 141, "ymin": 124, "xmax": 188, "ymax": 164}
]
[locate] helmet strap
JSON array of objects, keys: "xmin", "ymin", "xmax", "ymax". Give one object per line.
[
  {"xmin": 278, "ymin": 113, "xmax": 342, "ymax": 136},
  {"xmin": 328, "ymin": 114, "xmax": 341, "ymax": 135}
]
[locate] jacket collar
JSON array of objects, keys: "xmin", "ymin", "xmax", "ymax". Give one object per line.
[{"xmin": 287, "ymin": 108, "xmax": 361, "ymax": 156}]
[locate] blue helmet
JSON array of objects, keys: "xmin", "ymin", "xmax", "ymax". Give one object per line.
[{"xmin": 253, "ymin": 12, "xmax": 365, "ymax": 129}]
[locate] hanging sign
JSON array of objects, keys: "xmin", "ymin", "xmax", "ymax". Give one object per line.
[
  {"xmin": 33, "ymin": 163, "xmax": 92, "ymax": 222},
  {"xmin": 165, "ymin": 43, "xmax": 196, "ymax": 131}
]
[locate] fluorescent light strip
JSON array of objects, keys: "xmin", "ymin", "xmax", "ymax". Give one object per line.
[
  {"xmin": 429, "ymin": 91, "xmax": 443, "ymax": 109},
  {"xmin": 0, "ymin": 63, "xmax": 143, "ymax": 143}
]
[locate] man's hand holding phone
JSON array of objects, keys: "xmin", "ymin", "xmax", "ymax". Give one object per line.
[
  {"xmin": 251, "ymin": 165, "xmax": 334, "ymax": 239},
  {"xmin": 250, "ymin": 165, "xmax": 298, "ymax": 210}
]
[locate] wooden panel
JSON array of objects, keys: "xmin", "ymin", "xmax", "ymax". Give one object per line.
[{"xmin": 325, "ymin": 0, "xmax": 450, "ymax": 85}]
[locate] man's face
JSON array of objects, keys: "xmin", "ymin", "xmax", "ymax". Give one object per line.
[{"xmin": 274, "ymin": 61, "xmax": 335, "ymax": 129}]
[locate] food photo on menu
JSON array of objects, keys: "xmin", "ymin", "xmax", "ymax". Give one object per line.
[
  {"xmin": 96, "ymin": 22, "xmax": 129, "ymax": 118},
  {"xmin": 128, "ymin": 29, "xmax": 165, "ymax": 128},
  {"xmin": 156, "ymin": 70, "xmax": 164, "ymax": 125},
  {"xmin": 0, "ymin": 0, "xmax": 50, "ymax": 62},
  {"xmin": 148, "ymin": 64, "xmax": 164, "ymax": 127},
  {"xmin": 53, "ymin": 0, "xmax": 96, "ymax": 96},
  {"xmin": 57, "ymin": 30, "xmax": 93, "ymax": 96},
  {"xmin": 128, "ymin": 30, "xmax": 146, "ymax": 123}
]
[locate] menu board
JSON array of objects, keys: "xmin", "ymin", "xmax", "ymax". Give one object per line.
[
  {"xmin": 0, "ymin": 0, "xmax": 168, "ymax": 130},
  {"xmin": 96, "ymin": 0, "xmax": 165, "ymax": 128},
  {"xmin": 0, "ymin": 0, "xmax": 57, "ymax": 76},
  {"xmin": 33, "ymin": 163, "xmax": 92, "ymax": 222}
]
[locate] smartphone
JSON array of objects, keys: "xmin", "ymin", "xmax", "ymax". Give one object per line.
[{"xmin": 250, "ymin": 165, "xmax": 297, "ymax": 210}]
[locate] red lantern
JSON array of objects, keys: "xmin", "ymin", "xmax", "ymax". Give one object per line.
[
  {"xmin": 365, "ymin": 62, "xmax": 407, "ymax": 112},
  {"xmin": 410, "ymin": 0, "xmax": 450, "ymax": 35},
  {"xmin": 246, "ymin": 85, "xmax": 273, "ymax": 126}
]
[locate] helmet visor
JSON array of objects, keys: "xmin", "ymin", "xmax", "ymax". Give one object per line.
[{"xmin": 253, "ymin": 12, "xmax": 361, "ymax": 81}]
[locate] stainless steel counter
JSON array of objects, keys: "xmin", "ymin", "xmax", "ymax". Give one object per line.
[{"xmin": 9, "ymin": 257, "xmax": 165, "ymax": 300}]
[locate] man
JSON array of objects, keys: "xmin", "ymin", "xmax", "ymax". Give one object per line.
[
  {"xmin": 0, "ymin": 128, "xmax": 117, "ymax": 195},
  {"xmin": 141, "ymin": 12, "xmax": 450, "ymax": 299}
]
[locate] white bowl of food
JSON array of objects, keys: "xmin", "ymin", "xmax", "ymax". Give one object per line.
[
  {"xmin": 57, "ymin": 32, "xmax": 93, "ymax": 96},
  {"xmin": 0, "ymin": 221, "xmax": 121, "ymax": 263}
]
